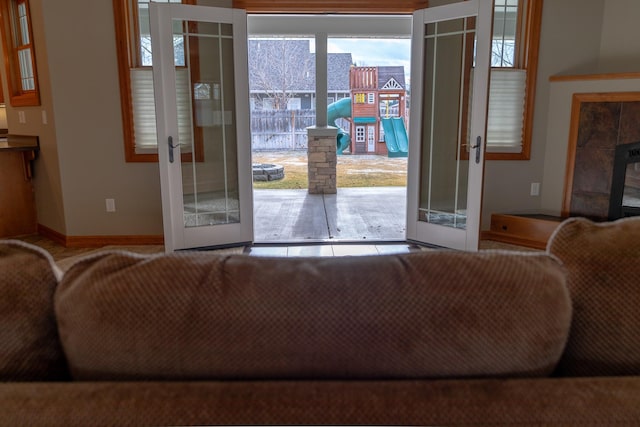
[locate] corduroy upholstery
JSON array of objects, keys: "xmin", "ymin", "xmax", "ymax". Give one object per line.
[
  {"xmin": 56, "ymin": 250, "xmax": 571, "ymax": 381},
  {"xmin": 0, "ymin": 240, "xmax": 68, "ymax": 381},
  {"xmin": 548, "ymin": 216, "xmax": 640, "ymax": 376}
]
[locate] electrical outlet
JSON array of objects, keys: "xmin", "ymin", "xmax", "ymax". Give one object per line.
[
  {"xmin": 42, "ymin": 110, "xmax": 47, "ymax": 125},
  {"xmin": 105, "ymin": 198, "xmax": 116, "ymax": 212},
  {"xmin": 18, "ymin": 111, "xmax": 26, "ymax": 124},
  {"xmin": 530, "ymin": 182, "xmax": 540, "ymax": 196}
]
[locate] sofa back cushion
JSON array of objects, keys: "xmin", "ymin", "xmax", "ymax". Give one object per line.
[
  {"xmin": 56, "ymin": 250, "xmax": 571, "ymax": 381},
  {"xmin": 548, "ymin": 216, "xmax": 640, "ymax": 376},
  {"xmin": 0, "ymin": 240, "xmax": 68, "ymax": 381}
]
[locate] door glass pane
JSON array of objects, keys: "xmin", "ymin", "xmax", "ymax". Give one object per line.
[
  {"xmin": 247, "ymin": 36, "xmax": 316, "ymax": 152},
  {"xmin": 418, "ymin": 17, "xmax": 476, "ymax": 230},
  {"xmin": 173, "ymin": 19, "xmax": 240, "ymax": 227}
]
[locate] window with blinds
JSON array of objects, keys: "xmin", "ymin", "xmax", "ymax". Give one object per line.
[
  {"xmin": 130, "ymin": 69, "xmax": 194, "ymax": 153},
  {"xmin": 486, "ymin": 69, "xmax": 526, "ymax": 153}
]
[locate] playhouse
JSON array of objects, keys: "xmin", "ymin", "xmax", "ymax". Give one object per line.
[{"xmin": 328, "ymin": 65, "xmax": 408, "ymax": 157}]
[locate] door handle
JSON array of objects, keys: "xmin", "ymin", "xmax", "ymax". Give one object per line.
[
  {"xmin": 168, "ymin": 136, "xmax": 180, "ymax": 163},
  {"xmin": 470, "ymin": 136, "xmax": 482, "ymax": 164}
]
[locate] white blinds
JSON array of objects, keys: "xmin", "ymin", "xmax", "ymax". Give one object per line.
[
  {"xmin": 485, "ymin": 68, "xmax": 526, "ymax": 153},
  {"xmin": 130, "ymin": 68, "xmax": 193, "ymax": 153}
]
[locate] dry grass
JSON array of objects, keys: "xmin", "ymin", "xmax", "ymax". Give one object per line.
[{"xmin": 252, "ymin": 151, "xmax": 407, "ymax": 189}]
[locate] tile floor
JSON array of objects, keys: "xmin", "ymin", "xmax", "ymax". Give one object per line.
[{"xmin": 244, "ymin": 242, "xmax": 425, "ymax": 257}]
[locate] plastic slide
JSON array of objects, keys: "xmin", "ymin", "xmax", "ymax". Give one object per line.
[
  {"xmin": 327, "ymin": 97, "xmax": 352, "ymax": 154},
  {"xmin": 381, "ymin": 117, "xmax": 409, "ymax": 158}
]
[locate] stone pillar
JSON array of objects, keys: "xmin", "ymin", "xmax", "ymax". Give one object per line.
[{"xmin": 307, "ymin": 126, "xmax": 338, "ymax": 194}]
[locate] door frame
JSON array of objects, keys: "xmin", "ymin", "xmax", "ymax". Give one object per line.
[
  {"xmin": 151, "ymin": 3, "xmax": 253, "ymax": 251},
  {"xmin": 406, "ymin": 0, "xmax": 493, "ymax": 251}
]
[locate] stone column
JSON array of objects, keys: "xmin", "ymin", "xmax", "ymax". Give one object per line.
[{"xmin": 307, "ymin": 126, "xmax": 338, "ymax": 194}]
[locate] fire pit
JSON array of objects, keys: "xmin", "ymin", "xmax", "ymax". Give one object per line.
[{"xmin": 252, "ymin": 163, "xmax": 284, "ymax": 181}]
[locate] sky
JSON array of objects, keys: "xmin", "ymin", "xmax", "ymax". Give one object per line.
[{"xmin": 328, "ymin": 38, "xmax": 412, "ymax": 84}]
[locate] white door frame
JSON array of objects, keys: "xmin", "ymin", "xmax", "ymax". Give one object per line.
[
  {"xmin": 406, "ymin": 0, "xmax": 493, "ymax": 251},
  {"xmin": 151, "ymin": 3, "xmax": 253, "ymax": 251}
]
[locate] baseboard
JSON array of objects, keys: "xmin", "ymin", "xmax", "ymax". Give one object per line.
[
  {"xmin": 38, "ymin": 224, "xmax": 164, "ymax": 248},
  {"xmin": 37, "ymin": 224, "xmax": 67, "ymax": 246}
]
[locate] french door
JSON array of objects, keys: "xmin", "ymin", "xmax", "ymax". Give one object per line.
[
  {"xmin": 406, "ymin": 0, "xmax": 493, "ymax": 251},
  {"xmin": 150, "ymin": 3, "xmax": 253, "ymax": 251}
]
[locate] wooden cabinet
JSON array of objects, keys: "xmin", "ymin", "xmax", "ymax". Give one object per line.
[
  {"xmin": 485, "ymin": 213, "xmax": 564, "ymax": 250},
  {"xmin": 0, "ymin": 137, "xmax": 38, "ymax": 237}
]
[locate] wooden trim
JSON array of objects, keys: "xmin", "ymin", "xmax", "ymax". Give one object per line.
[
  {"xmin": 65, "ymin": 235, "xmax": 164, "ymax": 248},
  {"xmin": 37, "ymin": 223, "xmax": 164, "ymax": 247},
  {"xmin": 37, "ymin": 224, "xmax": 67, "ymax": 246},
  {"xmin": 232, "ymin": 0, "xmax": 428, "ymax": 14},
  {"xmin": 460, "ymin": 0, "xmax": 542, "ymax": 162},
  {"xmin": 561, "ymin": 91, "xmax": 640, "ymax": 216},
  {"xmin": 0, "ymin": 0, "xmax": 40, "ymax": 107},
  {"xmin": 113, "ymin": 0, "xmax": 140, "ymax": 162},
  {"xmin": 114, "ymin": 0, "xmax": 204, "ymax": 163},
  {"xmin": 482, "ymin": 230, "xmax": 547, "ymax": 250},
  {"xmin": 484, "ymin": 213, "xmax": 563, "ymax": 250},
  {"xmin": 518, "ymin": 0, "xmax": 542, "ymax": 161},
  {"xmin": 549, "ymin": 72, "xmax": 640, "ymax": 83}
]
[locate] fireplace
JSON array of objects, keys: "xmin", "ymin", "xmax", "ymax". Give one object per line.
[
  {"xmin": 609, "ymin": 141, "xmax": 640, "ymax": 219},
  {"xmin": 564, "ymin": 96, "xmax": 640, "ymax": 220}
]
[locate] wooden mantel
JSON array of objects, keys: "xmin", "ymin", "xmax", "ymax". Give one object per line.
[{"xmin": 549, "ymin": 71, "xmax": 640, "ymax": 82}]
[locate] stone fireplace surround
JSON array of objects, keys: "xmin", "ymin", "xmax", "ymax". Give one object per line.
[{"xmin": 563, "ymin": 95, "xmax": 640, "ymax": 220}]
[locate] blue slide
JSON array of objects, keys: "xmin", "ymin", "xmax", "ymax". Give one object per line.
[
  {"xmin": 381, "ymin": 117, "xmax": 409, "ymax": 158},
  {"xmin": 327, "ymin": 97, "xmax": 352, "ymax": 154}
]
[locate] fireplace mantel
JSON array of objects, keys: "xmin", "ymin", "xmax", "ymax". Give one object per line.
[{"xmin": 550, "ymin": 71, "xmax": 640, "ymax": 83}]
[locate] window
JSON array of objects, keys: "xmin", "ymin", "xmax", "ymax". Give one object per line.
[
  {"xmin": 354, "ymin": 93, "xmax": 366, "ymax": 104},
  {"xmin": 484, "ymin": 0, "xmax": 542, "ymax": 160},
  {"xmin": 113, "ymin": 0, "xmax": 200, "ymax": 162},
  {"xmin": 367, "ymin": 92, "xmax": 375, "ymax": 104},
  {"xmin": 0, "ymin": 0, "xmax": 39, "ymax": 106}
]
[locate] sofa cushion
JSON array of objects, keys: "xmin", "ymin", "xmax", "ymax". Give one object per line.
[
  {"xmin": 0, "ymin": 240, "xmax": 68, "ymax": 381},
  {"xmin": 548, "ymin": 216, "xmax": 640, "ymax": 376},
  {"xmin": 56, "ymin": 250, "xmax": 571, "ymax": 381}
]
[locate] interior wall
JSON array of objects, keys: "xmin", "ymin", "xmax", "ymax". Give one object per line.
[
  {"xmin": 598, "ymin": 0, "xmax": 640, "ymax": 72},
  {"xmin": 8, "ymin": 0, "xmax": 67, "ymax": 234},
  {"xmin": 541, "ymin": 78, "xmax": 640, "ymax": 214},
  {"xmin": 40, "ymin": 0, "xmax": 164, "ymax": 237},
  {"xmin": 540, "ymin": 0, "xmax": 640, "ymax": 215},
  {"xmin": 481, "ymin": 0, "xmax": 605, "ymax": 228},
  {"xmin": 20, "ymin": 0, "xmax": 635, "ymax": 238}
]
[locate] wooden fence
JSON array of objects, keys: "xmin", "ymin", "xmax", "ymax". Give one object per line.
[{"xmin": 250, "ymin": 109, "xmax": 350, "ymax": 151}]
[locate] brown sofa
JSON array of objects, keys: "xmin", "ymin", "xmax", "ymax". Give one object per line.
[{"xmin": 1, "ymin": 217, "xmax": 640, "ymax": 426}]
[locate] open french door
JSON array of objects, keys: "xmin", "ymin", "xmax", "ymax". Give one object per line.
[
  {"xmin": 150, "ymin": 3, "xmax": 253, "ymax": 252},
  {"xmin": 406, "ymin": 0, "xmax": 493, "ymax": 251}
]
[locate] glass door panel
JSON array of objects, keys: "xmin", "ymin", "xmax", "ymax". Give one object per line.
[
  {"xmin": 418, "ymin": 17, "xmax": 475, "ymax": 230},
  {"xmin": 406, "ymin": 0, "xmax": 492, "ymax": 250},
  {"xmin": 151, "ymin": 4, "xmax": 252, "ymax": 251}
]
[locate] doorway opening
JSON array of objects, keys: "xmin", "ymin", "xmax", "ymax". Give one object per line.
[{"xmin": 247, "ymin": 16, "xmax": 412, "ymax": 243}]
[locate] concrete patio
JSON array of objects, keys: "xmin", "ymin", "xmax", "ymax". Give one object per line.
[{"xmin": 253, "ymin": 187, "xmax": 407, "ymax": 243}]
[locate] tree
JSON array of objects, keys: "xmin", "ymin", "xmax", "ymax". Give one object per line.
[{"xmin": 248, "ymin": 38, "xmax": 314, "ymax": 110}]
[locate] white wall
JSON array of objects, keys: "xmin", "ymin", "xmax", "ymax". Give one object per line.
[
  {"xmin": 598, "ymin": 0, "xmax": 640, "ymax": 72},
  {"xmin": 539, "ymin": 0, "xmax": 640, "ymax": 216},
  {"xmin": 32, "ymin": 0, "xmax": 230, "ymax": 237},
  {"xmin": 481, "ymin": 0, "xmax": 605, "ymax": 228},
  {"xmin": 17, "ymin": 0, "xmax": 640, "ymax": 237}
]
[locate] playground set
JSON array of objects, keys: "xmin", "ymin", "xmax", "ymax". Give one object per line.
[{"xmin": 328, "ymin": 66, "xmax": 409, "ymax": 158}]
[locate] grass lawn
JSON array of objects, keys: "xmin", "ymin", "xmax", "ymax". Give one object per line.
[{"xmin": 252, "ymin": 151, "xmax": 407, "ymax": 189}]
